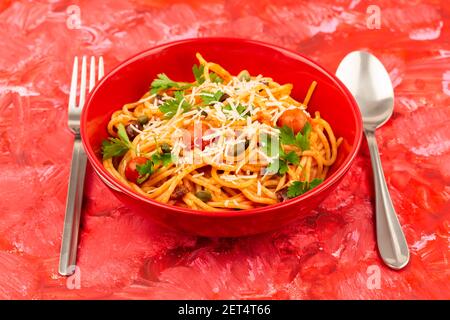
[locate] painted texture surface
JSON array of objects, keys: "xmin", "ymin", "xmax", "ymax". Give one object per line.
[{"xmin": 0, "ymin": 0, "xmax": 449, "ymax": 299}]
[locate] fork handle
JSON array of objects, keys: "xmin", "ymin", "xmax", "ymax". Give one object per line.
[
  {"xmin": 59, "ymin": 139, "xmax": 87, "ymax": 276},
  {"xmin": 365, "ymin": 130, "xmax": 409, "ymax": 270}
]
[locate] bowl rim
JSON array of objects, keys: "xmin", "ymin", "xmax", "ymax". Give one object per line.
[{"xmin": 81, "ymin": 37, "xmax": 363, "ymax": 218}]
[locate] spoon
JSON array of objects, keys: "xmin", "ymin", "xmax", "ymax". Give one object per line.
[{"xmin": 336, "ymin": 51, "xmax": 409, "ymax": 270}]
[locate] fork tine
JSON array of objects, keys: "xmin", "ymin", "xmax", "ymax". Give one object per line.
[
  {"xmin": 69, "ymin": 57, "xmax": 78, "ymax": 110},
  {"xmin": 78, "ymin": 56, "xmax": 87, "ymax": 109},
  {"xmin": 98, "ymin": 56, "xmax": 104, "ymax": 80},
  {"xmin": 89, "ymin": 56, "xmax": 96, "ymax": 92}
]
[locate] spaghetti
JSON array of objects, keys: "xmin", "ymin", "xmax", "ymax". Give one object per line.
[{"xmin": 101, "ymin": 53, "xmax": 342, "ymax": 211}]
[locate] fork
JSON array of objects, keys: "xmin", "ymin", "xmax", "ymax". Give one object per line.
[{"xmin": 59, "ymin": 56, "xmax": 104, "ymax": 276}]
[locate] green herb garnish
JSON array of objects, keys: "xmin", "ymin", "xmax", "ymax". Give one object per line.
[
  {"xmin": 261, "ymin": 134, "xmax": 299, "ymax": 175},
  {"xmin": 151, "ymin": 152, "xmax": 172, "ymax": 167},
  {"xmin": 159, "ymin": 91, "xmax": 192, "ymax": 118},
  {"xmin": 135, "ymin": 159, "xmax": 154, "ymax": 184},
  {"xmin": 276, "ymin": 150, "xmax": 300, "ymax": 175},
  {"xmin": 200, "ymin": 90, "xmax": 223, "ymax": 105},
  {"xmin": 135, "ymin": 151, "xmax": 173, "ymax": 184},
  {"xmin": 279, "ymin": 122, "xmax": 312, "ymax": 151},
  {"xmin": 223, "ymin": 104, "xmax": 249, "ymax": 117},
  {"xmin": 287, "ymin": 178, "xmax": 323, "ymax": 198},
  {"xmin": 192, "ymin": 64, "xmax": 204, "ymax": 84},
  {"xmin": 101, "ymin": 123, "xmax": 132, "ymax": 160},
  {"xmin": 295, "ymin": 122, "xmax": 312, "ymax": 151},
  {"xmin": 279, "ymin": 125, "xmax": 296, "ymax": 145},
  {"xmin": 150, "ymin": 73, "xmax": 192, "ymax": 94},
  {"xmin": 192, "ymin": 64, "xmax": 223, "ymax": 84}
]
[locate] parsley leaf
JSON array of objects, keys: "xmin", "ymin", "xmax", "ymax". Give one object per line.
[
  {"xmin": 161, "ymin": 153, "xmax": 173, "ymax": 166},
  {"xmin": 295, "ymin": 122, "xmax": 312, "ymax": 151},
  {"xmin": 278, "ymin": 122, "xmax": 312, "ymax": 151},
  {"xmin": 223, "ymin": 104, "xmax": 250, "ymax": 117},
  {"xmin": 135, "ymin": 151, "xmax": 173, "ymax": 184},
  {"xmin": 151, "ymin": 152, "xmax": 172, "ymax": 167},
  {"xmin": 269, "ymin": 151, "xmax": 299, "ymax": 175},
  {"xmin": 117, "ymin": 122, "xmax": 131, "ymax": 146},
  {"xmin": 284, "ymin": 151, "xmax": 299, "ymax": 165},
  {"xmin": 200, "ymin": 90, "xmax": 223, "ymax": 105},
  {"xmin": 309, "ymin": 178, "xmax": 322, "ymax": 189},
  {"xmin": 192, "ymin": 64, "xmax": 223, "ymax": 84},
  {"xmin": 287, "ymin": 181, "xmax": 305, "ymax": 198},
  {"xmin": 278, "ymin": 160, "xmax": 289, "ymax": 175},
  {"xmin": 150, "ymin": 73, "xmax": 192, "ymax": 94},
  {"xmin": 101, "ymin": 139, "xmax": 128, "ymax": 160},
  {"xmin": 210, "ymin": 73, "xmax": 223, "ymax": 83},
  {"xmin": 261, "ymin": 133, "xmax": 300, "ymax": 175},
  {"xmin": 136, "ymin": 160, "xmax": 154, "ymax": 176},
  {"xmin": 236, "ymin": 105, "xmax": 248, "ymax": 115},
  {"xmin": 101, "ymin": 123, "xmax": 132, "ymax": 160},
  {"xmin": 192, "ymin": 64, "xmax": 204, "ymax": 84},
  {"xmin": 287, "ymin": 178, "xmax": 323, "ymax": 198},
  {"xmin": 279, "ymin": 125, "xmax": 296, "ymax": 145},
  {"xmin": 159, "ymin": 91, "xmax": 192, "ymax": 118}
]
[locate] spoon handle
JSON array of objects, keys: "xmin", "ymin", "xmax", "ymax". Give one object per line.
[{"xmin": 365, "ymin": 130, "xmax": 409, "ymax": 270}]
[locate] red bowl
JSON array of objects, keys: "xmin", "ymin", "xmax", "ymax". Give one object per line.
[{"xmin": 81, "ymin": 38, "xmax": 363, "ymax": 237}]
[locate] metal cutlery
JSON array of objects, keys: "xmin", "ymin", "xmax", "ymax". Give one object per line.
[
  {"xmin": 336, "ymin": 51, "xmax": 409, "ymax": 270},
  {"xmin": 59, "ymin": 56, "xmax": 104, "ymax": 276}
]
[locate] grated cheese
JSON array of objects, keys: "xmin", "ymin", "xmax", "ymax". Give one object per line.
[
  {"xmin": 191, "ymin": 172, "xmax": 205, "ymax": 178},
  {"xmin": 257, "ymin": 181, "xmax": 262, "ymax": 196}
]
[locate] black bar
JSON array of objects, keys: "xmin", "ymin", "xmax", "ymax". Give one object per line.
[{"xmin": 0, "ymin": 300, "xmax": 446, "ymax": 318}]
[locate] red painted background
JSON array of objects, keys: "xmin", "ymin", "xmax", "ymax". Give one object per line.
[{"xmin": 0, "ymin": 0, "xmax": 449, "ymax": 299}]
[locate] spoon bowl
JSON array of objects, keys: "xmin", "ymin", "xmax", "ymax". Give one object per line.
[{"xmin": 336, "ymin": 51, "xmax": 394, "ymax": 130}]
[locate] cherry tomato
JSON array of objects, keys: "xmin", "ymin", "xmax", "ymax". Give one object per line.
[
  {"xmin": 187, "ymin": 122, "xmax": 211, "ymax": 150},
  {"xmin": 277, "ymin": 109, "xmax": 309, "ymax": 134},
  {"xmin": 125, "ymin": 157, "xmax": 148, "ymax": 183}
]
